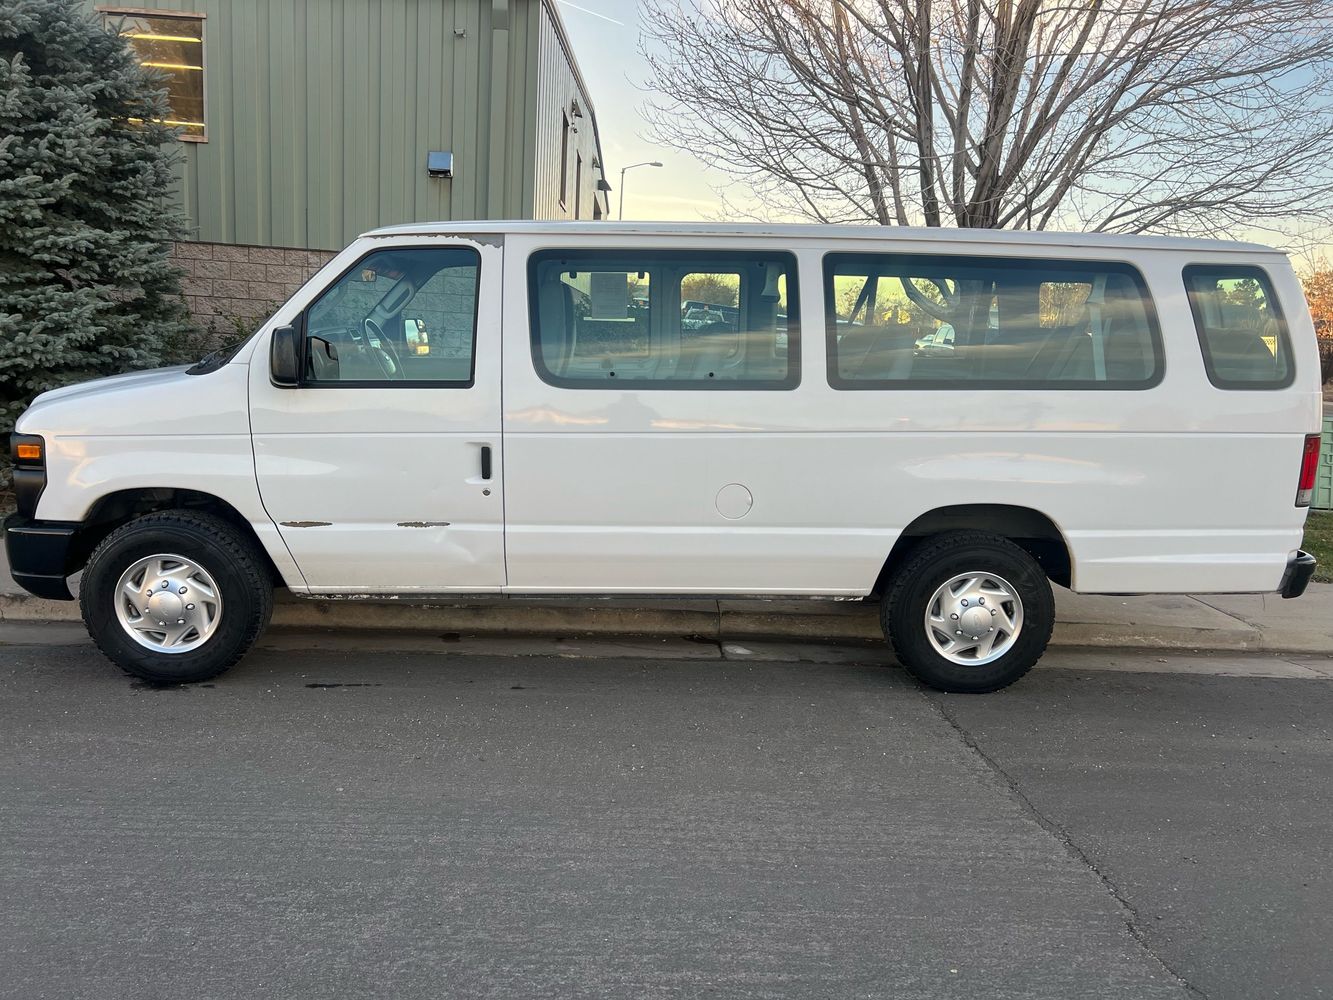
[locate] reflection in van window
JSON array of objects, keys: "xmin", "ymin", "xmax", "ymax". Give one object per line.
[
  {"xmin": 1183, "ymin": 265, "xmax": 1292, "ymax": 388},
  {"xmin": 682, "ymin": 273, "xmax": 742, "ymax": 333},
  {"xmin": 305, "ymin": 247, "xmax": 478, "ymax": 385},
  {"xmin": 529, "ymin": 250, "xmax": 797, "ymax": 388},
  {"xmin": 825, "ymin": 254, "xmax": 1162, "ymax": 389}
]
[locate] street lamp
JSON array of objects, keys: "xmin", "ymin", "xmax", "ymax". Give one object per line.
[{"xmin": 618, "ymin": 161, "xmax": 663, "ymax": 220}]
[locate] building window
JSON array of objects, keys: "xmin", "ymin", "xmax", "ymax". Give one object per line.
[
  {"xmin": 825, "ymin": 253, "xmax": 1163, "ymax": 389},
  {"xmin": 103, "ymin": 10, "xmax": 207, "ymax": 141},
  {"xmin": 559, "ymin": 113, "xmax": 570, "ymax": 209},
  {"xmin": 574, "ymin": 154, "xmax": 583, "ymax": 220},
  {"xmin": 529, "ymin": 249, "xmax": 798, "ymax": 389}
]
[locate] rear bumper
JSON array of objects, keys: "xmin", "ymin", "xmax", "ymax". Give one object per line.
[
  {"xmin": 1279, "ymin": 550, "xmax": 1317, "ymax": 600},
  {"xmin": 3, "ymin": 515, "xmax": 77, "ymax": 601}
]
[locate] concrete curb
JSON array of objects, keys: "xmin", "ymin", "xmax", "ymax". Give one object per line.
[{"xmin": 1, "ymin": 591, "xmax": 1326, "ymax": 656}]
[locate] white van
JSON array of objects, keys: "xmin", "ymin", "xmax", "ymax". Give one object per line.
[{"xmin": 5, "ymin": 223, "xmax": 1324, "ymax": 692}]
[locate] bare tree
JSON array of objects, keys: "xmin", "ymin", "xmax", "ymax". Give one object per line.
[{"xmin": 641, "ymin": 0, "xmax": 1333, "ymax": 234}]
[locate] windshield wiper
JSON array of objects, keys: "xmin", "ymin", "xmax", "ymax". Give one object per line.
[{"xmin": 186, "ymin": 340, "xmax": 244, "ymax": 376}]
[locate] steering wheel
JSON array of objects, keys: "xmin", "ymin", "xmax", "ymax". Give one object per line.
[{"xmin": 362, "ymin": 317, "xmax": 403, "ymax": 380}]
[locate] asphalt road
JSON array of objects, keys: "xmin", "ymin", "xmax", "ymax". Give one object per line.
[{"xmin": 0, "ymin": 633, "xmax": 1329, "ymax": 1000}]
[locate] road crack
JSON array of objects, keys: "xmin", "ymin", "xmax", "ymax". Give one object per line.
[
  {"xmin": 928, "ymin": 693, "xmax": 1209, "ymax": 999},
  {"xmin": 1187, "ymin": 594, "xmax": 1261, "ymax": 630}
]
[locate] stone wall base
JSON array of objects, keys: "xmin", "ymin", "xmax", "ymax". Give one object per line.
[{"xmin": 171, "ymin": 241, "xmax": 338, "ymax": 332}]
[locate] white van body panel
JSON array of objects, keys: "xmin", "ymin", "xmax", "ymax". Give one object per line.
[
  {"xmin": 497, "ymin": 229, "xmax": 1318, "ymax": 595},
  {"xmin": 247, "ymin": 235, "xmax": 507, "ymax": 593},
  {"xmin": 14, "ymin": 362, "xmax": 308, "ymax": 591},
  {"xmin": 10, "ymin": 222, "xmax": 1321, "ymax": 602}
]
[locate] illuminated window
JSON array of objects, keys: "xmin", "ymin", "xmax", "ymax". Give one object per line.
[{"xmin": 103, "ymin": 11, "xmax": 206, "ymax": 141}]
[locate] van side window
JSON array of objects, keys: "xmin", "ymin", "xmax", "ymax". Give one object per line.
[
  {"xmin": 1183, "ymin": 265, "xmax": 1293, "ymax": 389},
  {"xmin": 529, "ymin": 250, "xmax": 798, "ymax": 388},
  {"xmin": 304, "ymin": 247, "xmax": 479, "ymax": 386},
  {"xmin": 824, "ymin": 254, "xmax": 1162, "ymax": 389}
]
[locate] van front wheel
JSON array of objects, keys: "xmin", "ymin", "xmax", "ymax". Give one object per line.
[
  {"xmin": 80, "ymin": 511, "xmax": 273, "ymax": 684},
  {"xmin": 882, "ymin": 532, "xmax": 1054, "ymax": 693}
]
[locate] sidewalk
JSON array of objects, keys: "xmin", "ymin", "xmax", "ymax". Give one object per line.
[{"xmin": 3, "ymin": 546, "xmax": 1329, "ymax": 654}]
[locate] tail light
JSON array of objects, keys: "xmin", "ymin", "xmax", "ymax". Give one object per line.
[{"xmin": 1297, "ymin": 433, "xmax": 1321, "ymax": 507}]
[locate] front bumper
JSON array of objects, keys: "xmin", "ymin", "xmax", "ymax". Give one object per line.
[
  {"xmin": 3, "ymin": 515, "xmax": 77, "ymax": 601},
  {"xmin": 1279, "ymin": 550, "xmax": 1317, "ymax": 600}
]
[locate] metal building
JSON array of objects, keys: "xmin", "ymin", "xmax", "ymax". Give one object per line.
[{"xmin": 86, "ymin": 0, "xmax": 610, "ymax": 323}]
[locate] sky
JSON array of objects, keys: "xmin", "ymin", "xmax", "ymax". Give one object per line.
[
  {"xmin": 553, "ymin": 0, "xmax": 1329, "ymax": 261},
  {"xmin": 555, "ymin": 0, "xmax": 731, "ymax": 222}
]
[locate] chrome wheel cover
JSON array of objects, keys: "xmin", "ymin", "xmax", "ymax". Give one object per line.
[
  {"xmin": 924, "ymin": 571, "xmax": 1024, "ymax": 666},
  {"xmin": 114, "ymin": 553, "xmax": 223, "ymax": 654}
]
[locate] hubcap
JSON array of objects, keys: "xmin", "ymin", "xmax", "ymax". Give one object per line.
[
  {"xmin": 923, "ymin": 571, "xmax": 1024, "ymax": 666},
  {"xmin": 114, "ymin": 554, "xmax": 223, "ymax": 654}
]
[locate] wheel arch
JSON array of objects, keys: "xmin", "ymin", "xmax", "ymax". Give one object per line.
[
  {"xmin": 70, "ymin": 488, "xmax": 288, "ymax": 587},
  {"xmin": 870, "ymin": 504, "xmax": 1073, "ymax": 596}
]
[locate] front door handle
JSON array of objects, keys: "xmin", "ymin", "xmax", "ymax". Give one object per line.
[{"xmin": 480, "ymin": 445, "xmax": 492, "ymax": 481}]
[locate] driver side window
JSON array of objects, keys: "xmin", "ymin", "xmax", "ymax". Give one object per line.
[{"xmin": 304, "ymin": 246, "xmax": 479, "ymax": 385}]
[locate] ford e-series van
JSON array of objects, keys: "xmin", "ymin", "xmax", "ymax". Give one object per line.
[{"xmin": 5, "ymin": 223, "xmax": 1323, "ymax": 692}]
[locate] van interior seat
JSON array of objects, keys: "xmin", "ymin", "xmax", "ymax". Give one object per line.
[
  {"xmin": 536, "ymin": 273, "xmax": 575, "ymax": 375},
  {"xmin": 306, "ymin": 332, "xmax": 389, "ymax": 381},
  {"xmin": 1037, "ymin": 327, "xmax": 1094, "ymax": 381},
  {"xmin": 1017, "ymin": 297, "xmax": 1152, "ymax": 383},
  {"xmin": 980, "ymin": 328, "xmax": 1051, "ymax": 380},
  {"xmin": 679, "ymin": 322, "xmax": 743, "ymax": 379},
  {"xmin": 837, "ymin": 323, "xmax": 914, "ymax": 379},
  {"xmin": 1207, "ymin": 326, "xmax": 1280, "ymax": 381},
  {"xmin": 308, "ymin": 336, "xmax": 339, "ymax": 381},
  {"xmin": 339, "ymin": 340, "xmax": 391, "ymax": 380}
]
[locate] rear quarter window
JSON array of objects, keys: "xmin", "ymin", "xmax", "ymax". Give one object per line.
[{"xmin": 1182, "ymin": 265, "xmax": 1293, "ymax": 389}]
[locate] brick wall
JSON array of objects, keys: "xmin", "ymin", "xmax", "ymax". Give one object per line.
[{"xmin": 172, "ymin": 241, "xmax": 338, "ymax": 332}]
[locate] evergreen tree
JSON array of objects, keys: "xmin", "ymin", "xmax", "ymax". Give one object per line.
[{"xmin": 0, "ymin": 0, "xmax": 193, "ymax": 447}]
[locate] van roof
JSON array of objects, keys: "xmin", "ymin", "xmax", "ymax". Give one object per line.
[{"xmin": 362, "ymin": 220, "xmax": 1282, "ymax": 255}]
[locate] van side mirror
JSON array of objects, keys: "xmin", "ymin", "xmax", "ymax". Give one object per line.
[{"xmin": 270, "ymin": 325, "xmax": 300, "ymax": 387}]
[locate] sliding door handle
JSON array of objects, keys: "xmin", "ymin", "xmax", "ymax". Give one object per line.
[{"xmin": 480, "ymin": 445, "xmax": 492, "ymax": 481}]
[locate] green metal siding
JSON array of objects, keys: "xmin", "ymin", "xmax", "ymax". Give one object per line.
[
  {"xmin": 88, "ymin": 0, "xmax": 563, "ymax": 250},
  {"xmin": 531, "ymin": 0, "xmax": 607, "ymax": 220},
  {"xmin": 1315, "ymin": 413, "xmax": 1333, "ymax": 511}
]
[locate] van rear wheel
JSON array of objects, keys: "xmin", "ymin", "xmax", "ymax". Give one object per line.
[
  {"xmin": 882, "ymin": 531, "xmax": 1054, "ymax": 693},
  {"xmin": 80, "ymin": 510, "xmax": 273, "ymax": 684}
]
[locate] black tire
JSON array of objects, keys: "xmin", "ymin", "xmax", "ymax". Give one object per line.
[
  {"xmin": 79, "ymin": 510, "xmax": 273, "ymax": 683},
  {"xmin": 881, "ymin": 531, "xmax": 1054, "ymax": 693}
]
